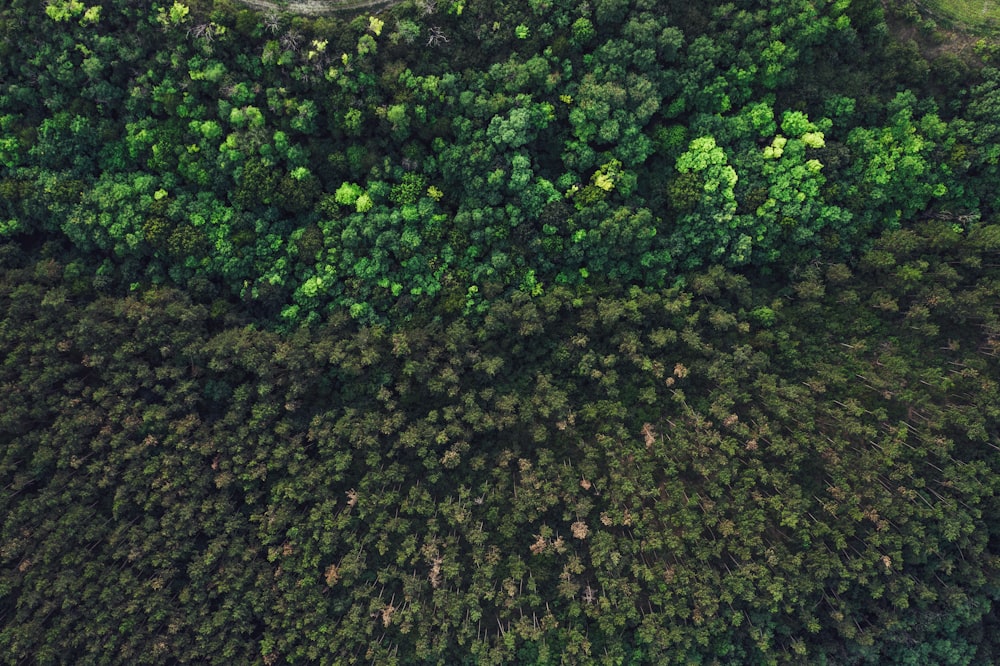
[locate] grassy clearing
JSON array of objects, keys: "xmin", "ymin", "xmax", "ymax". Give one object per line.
[{"xmin": 918, "ymin": 0, "xmax": 1000, "ymax": 31}]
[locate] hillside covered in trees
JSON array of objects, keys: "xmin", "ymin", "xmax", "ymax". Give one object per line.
[{"xmin": 2, "ymin": 0, "xmax": 1000, "ymax": 663}]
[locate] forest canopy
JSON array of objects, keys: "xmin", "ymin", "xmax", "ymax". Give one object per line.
[{"xmin": 2, "ymin": 0, "xmax": 1000, "ymax": 664}]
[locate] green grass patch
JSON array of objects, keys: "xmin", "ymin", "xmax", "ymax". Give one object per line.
[{"xmin": 919, "ymin": 0, "xmax": 1000, "ymax": 31}]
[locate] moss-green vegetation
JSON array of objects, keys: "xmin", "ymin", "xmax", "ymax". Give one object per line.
[
  {"xmin": 2, "ymin": 0, "xmax": 1000, "ymax": 663},
  {"xmin": 919, "ymin": 0, "xmax": 1000, "ymax": 30}
]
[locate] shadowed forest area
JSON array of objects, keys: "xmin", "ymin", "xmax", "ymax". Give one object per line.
[{"xmin": 2, "ymin": 0, "xmax": 1000, "ymax": 663}]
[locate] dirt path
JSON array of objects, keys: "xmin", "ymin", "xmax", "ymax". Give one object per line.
[{"xmin": 236, "ymin": 0, "xmax": 401, "ymax": 16}]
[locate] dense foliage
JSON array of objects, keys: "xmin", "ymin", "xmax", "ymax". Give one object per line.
[
  {"xmin": 2, "ymin": 0, "xmax": 1000, "ymax": 663},
  {"xmin": 3, "ymin": 0, "xmax": 996, "ymax": 323}
]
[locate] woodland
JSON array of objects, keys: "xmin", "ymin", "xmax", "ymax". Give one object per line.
[{"xmin": 1, "ymin": 0, "xmax": 1000, "ymax": 663}]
